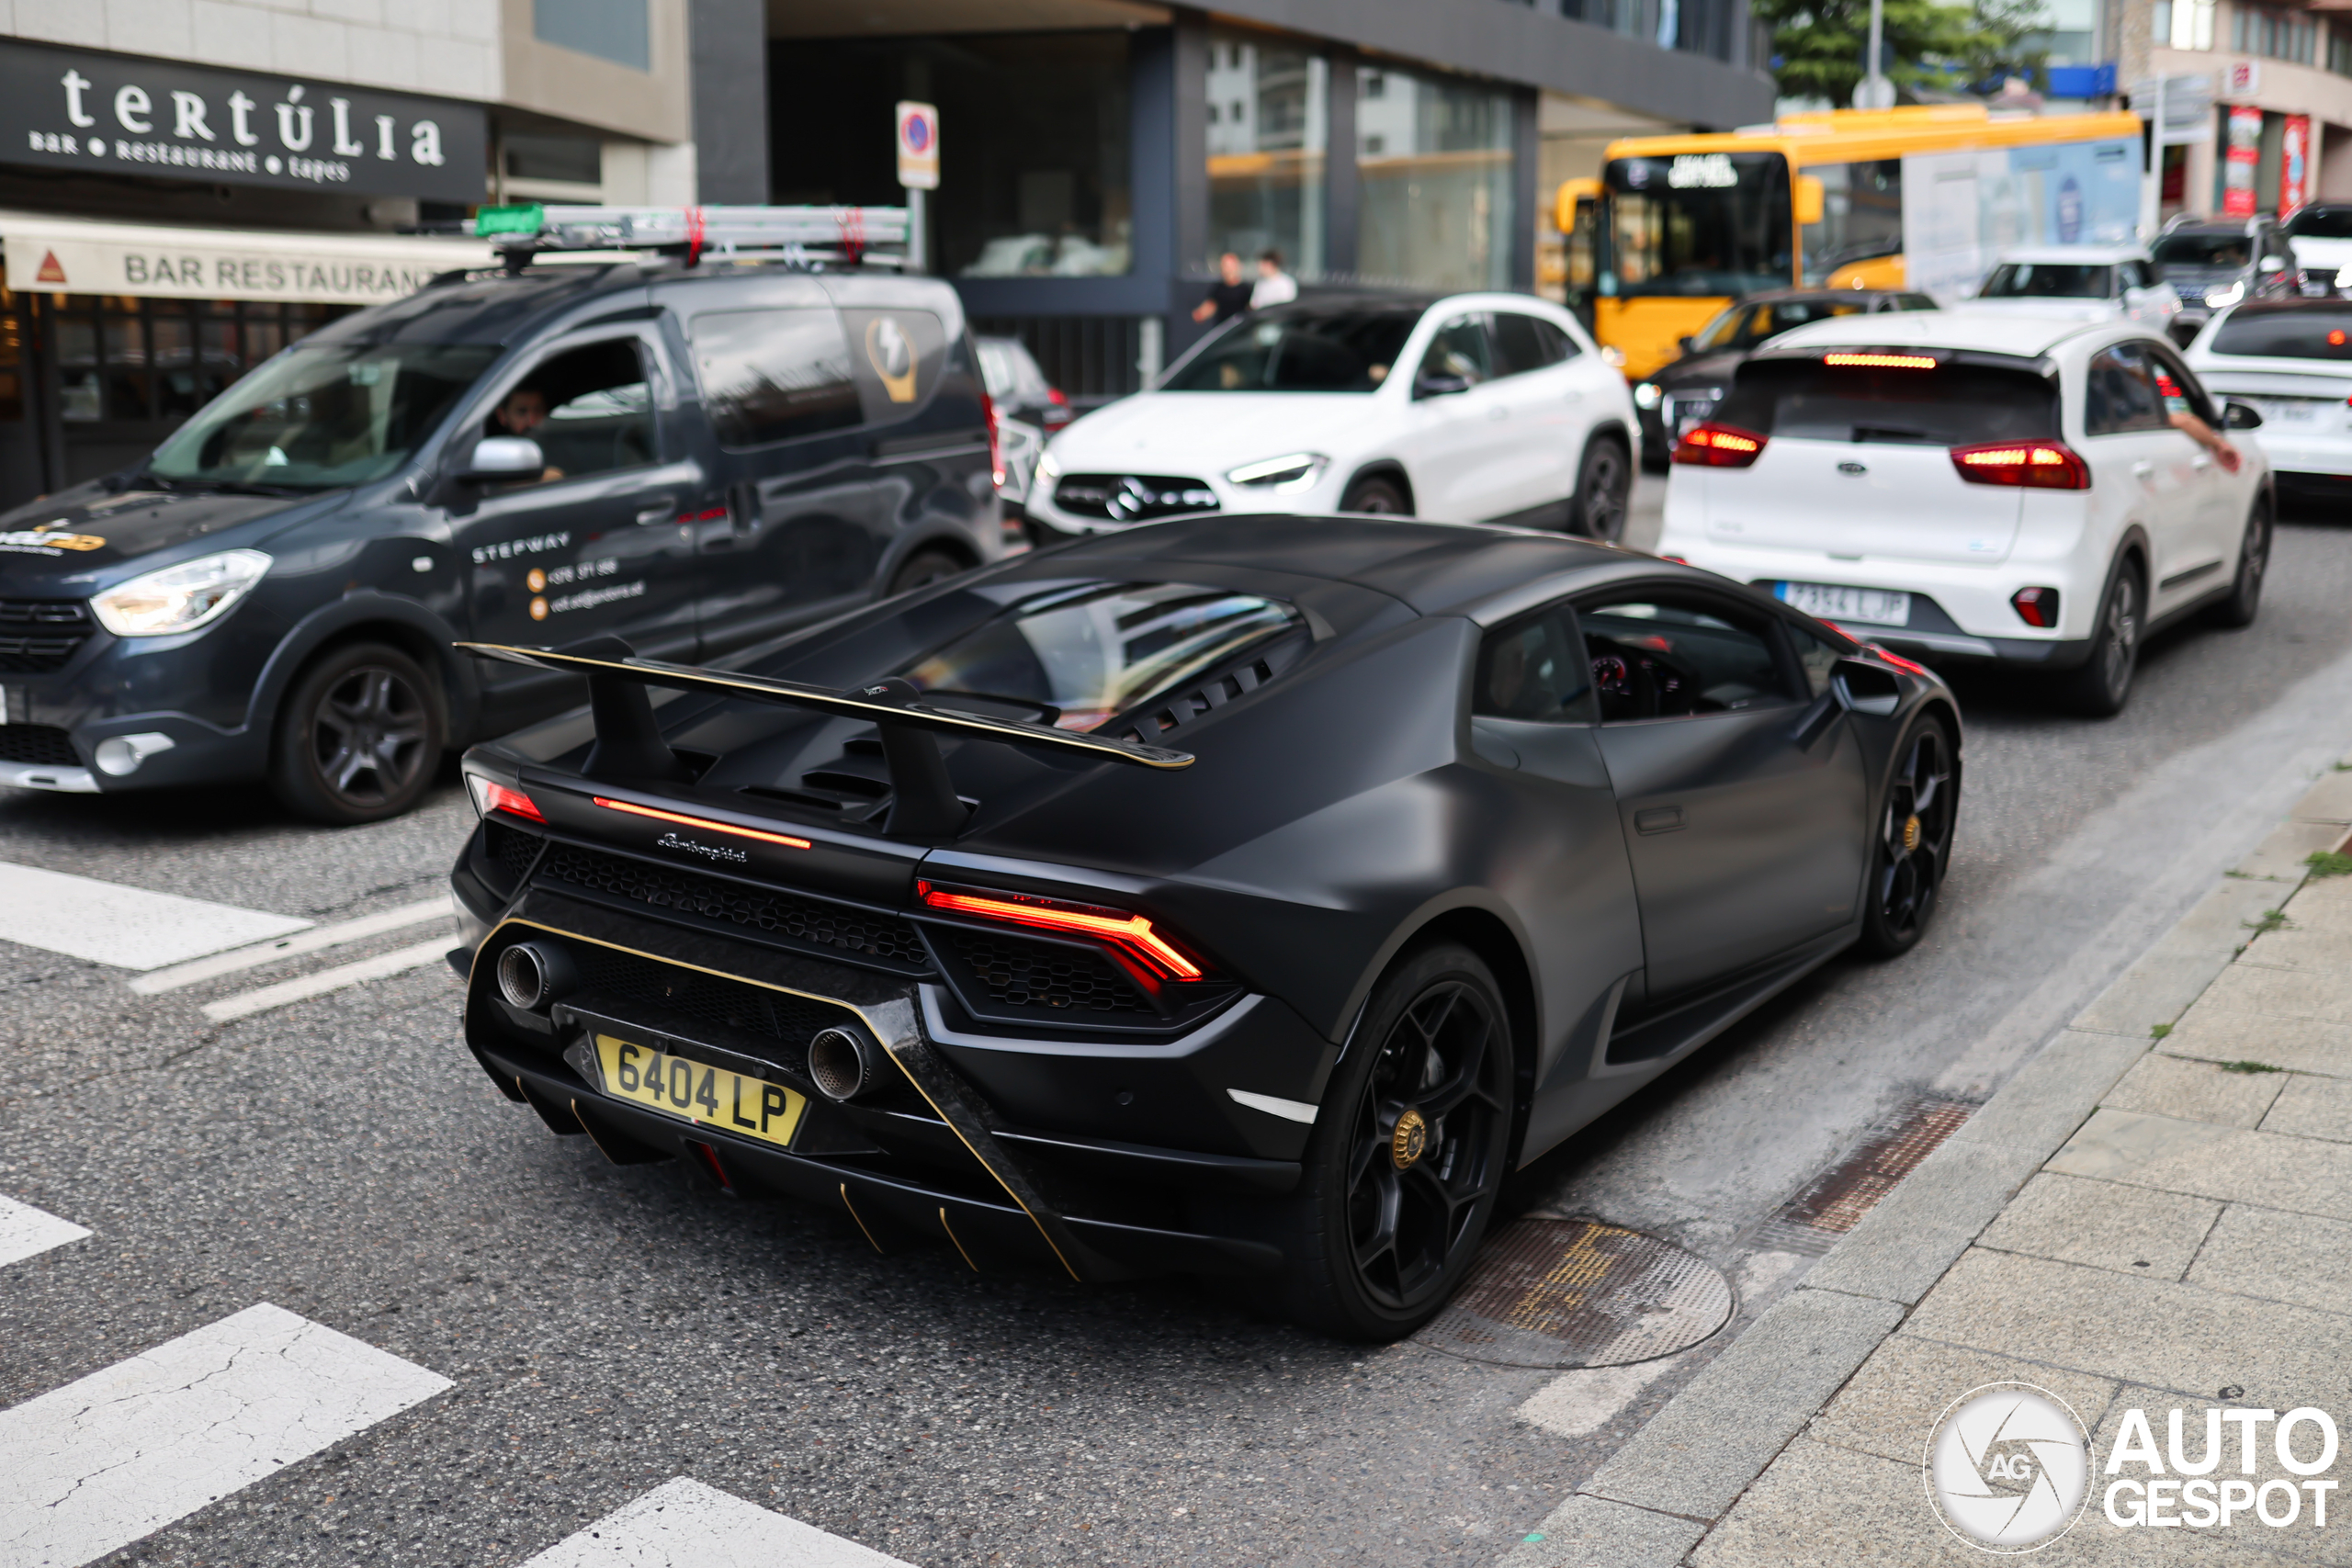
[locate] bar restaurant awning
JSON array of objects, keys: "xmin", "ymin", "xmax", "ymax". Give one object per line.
[{"xmin": 0, "ymin": 209, "xmax": 497, "ymax": 305}]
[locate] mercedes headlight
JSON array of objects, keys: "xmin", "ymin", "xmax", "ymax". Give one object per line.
[
  {"xmin": 1225, "ymin": 453, "xmax": 1329, "ymax": 492},
  {"xmin": 90, "ymin": 549, "xmax": 272, "ymax": 637},
  {"xmin": 1634, "ymin": 382, "xmax": 1664, "ymax": 410},
  {"xmin": 2206, "ymin": 281, "xmax": 2245, "ymax": 310},
  {"xmin": 1035, "ymin": 447, "xmax": 1061, "ymax": 486}
]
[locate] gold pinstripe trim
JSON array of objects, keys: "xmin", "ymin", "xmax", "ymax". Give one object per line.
[
  {"xmin": 938, "ymin": 1207, "xmax": 979, "ymax": 1271},
  {"xmin": 840, "ymin": 1183, "xmax": 886, "ymax": 1255},
  {"xmin": 477, "ymin": 915, "xmax": 1084, "ymax": 1280}
]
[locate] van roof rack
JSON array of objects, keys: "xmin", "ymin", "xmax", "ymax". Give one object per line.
[{"xmin": 447, "ymin": 204, "xmax": 910, "ymax": 271}]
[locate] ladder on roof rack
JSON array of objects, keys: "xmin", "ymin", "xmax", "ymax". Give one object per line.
[{"xmin": 463, "ymin": 203, "xmax": 910, "ymax": 267}]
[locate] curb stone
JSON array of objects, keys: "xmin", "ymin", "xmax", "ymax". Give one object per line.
[{"xmin": 1498, "ymin": 767, "xmax": 2352, "ymax": 1567}]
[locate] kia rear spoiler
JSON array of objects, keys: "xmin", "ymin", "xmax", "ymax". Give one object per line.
[{"xmin": 456, "ymin": 639, "xmax": 1193, "ymax": 838}]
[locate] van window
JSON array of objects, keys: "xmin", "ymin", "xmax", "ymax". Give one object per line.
[
  {"xmin": 492, "ymin": 339, "xmax": 655, "ymax": 483},
  {"xmin": 693, "ymin": 308, "xmax": 863, "ymax": 448},
  {"xmin": 1713, "ymin": 358, "xmax": 2061, "ymax": 446}
]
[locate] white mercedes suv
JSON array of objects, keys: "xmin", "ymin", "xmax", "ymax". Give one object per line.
[
  {"xmin": 1656, "ymin": 311, "xmax": 2272, "ymax": 715},
  {"xmin": 1023, "ymin": 293, "xmax": 1641, "ymax": 540}
]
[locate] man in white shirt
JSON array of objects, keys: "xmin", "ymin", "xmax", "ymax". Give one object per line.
[{"xmin": 1251, "ymin": 249, "xmax": 1298, "ymax": 310}]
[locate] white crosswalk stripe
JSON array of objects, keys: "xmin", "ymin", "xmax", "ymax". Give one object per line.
[
  {"xmin": 520, "ymin": 1478, "xmax": 919, "ymax": 1568},
  {"xmin": 130, "ymin": 898, "xmax": 453, "ymax": 994},
  {"xmin": 200, "ymin": 937, "xmax": 458, "ymax": 1022},
  {"xmin": 0, "ymin": 862, "xmax": 311, "ymax": 970},
  {"xmin": 0, "ymin": 1303, "xmax": 451, "ymax": 1568},
  {"xmin": 0, "ymin": 1195, "xmax": 88, "ymax": 1269}
]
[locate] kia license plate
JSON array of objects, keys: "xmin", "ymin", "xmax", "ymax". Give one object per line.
[
  {"xmin": 1775, "ymin": 581, "xmax": 1912, "ymax": 626},
  {"xmin": 594, "ymin": 1033, "xmax": 808, "ymax": 1148},
  {"xmin": 2263, "ymin": 399, "xmax": 2322, "ymax": 424}
]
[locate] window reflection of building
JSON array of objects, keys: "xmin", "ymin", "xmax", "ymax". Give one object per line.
[
  {"xmin": 1205, "ymin": 32, "xmax": 1329, "ymax": 277},
  {"xmin": 1355, "ymin": 66, "xmax": 1515, "ymax": 291}
]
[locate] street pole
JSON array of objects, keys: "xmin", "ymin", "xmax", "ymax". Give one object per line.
[
  {"xmin": 907, "ymin": 187, "xmax": 927, "ymax": 276},
  {"xmin": 1866, "ymin": 0, "xmax": 1886, "ymax": 107},
  {"xmin": 2139, "ymin": 74, "xmax": 2167, "ymax": 242}
]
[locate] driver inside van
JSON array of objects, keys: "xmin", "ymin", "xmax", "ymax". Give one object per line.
[{"xmin": 490, "ymin": 384, "xmax": 564, "ymax": 480}]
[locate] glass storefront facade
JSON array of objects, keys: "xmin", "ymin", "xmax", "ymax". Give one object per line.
[
  {"xmin": 1205, "ymin": 31, "xmax": 1329, "ymax": 277},
  {"xmin": 1355, "ymin": 66, "xmax": 1516, "ymax": 291}
]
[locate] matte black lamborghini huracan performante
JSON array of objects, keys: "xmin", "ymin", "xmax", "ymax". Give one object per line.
[{"xmin": 450, "ymin": 517, "xmax": 1961, "ymax": 1339}]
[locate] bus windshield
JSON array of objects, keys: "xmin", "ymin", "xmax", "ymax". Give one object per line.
[{"xmin": 1601, "ymin": 152, "xmax": 1792, "ymax": 299}]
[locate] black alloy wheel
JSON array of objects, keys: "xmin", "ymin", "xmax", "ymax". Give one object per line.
[
  {"xmin": 269, "ymin": 642, "xmax": 444, "ymax": 825},
  {"xmin": 2054, "ymin": 558, "xmax": 2143, "ymax": 717},
  {"xmin": 1570, "ymin": 437, "xmax": 1632, "ymax": 542},
  {"xmin": 1275, "ymin": 943, "xmax": 1513, "ymax": 1338},
  {"xmin": 1340, "ymin": 474, "xmax": 1411, "ymax": 516},
  {"xmin": 888, "ymin": 548, "xmax": 966, "ymax": 596},
  {"xmin": 1858, "ymin": 717, "xmax": 1956, "ymax": 958},
  {"xmin": 2211, "ymin": 502, "xmax": 2271, "ymax": 628}
]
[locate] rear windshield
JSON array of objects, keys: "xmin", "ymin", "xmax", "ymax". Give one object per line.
[
  {"xmin": 901, "ymin": 581, "xmax": 1301, "ymax": 731},
  {"xmin": 2209, "ymin": 306, "xmax": 2352, "ymax": 360},
  {"xmin": 2287, "ymin": 207, "xmax": 2352, "ymax": 240},
  {"xmin": 2152, "ymin": 234, "xmax": 2253, "ymax": 271},
  {"xmin": 1161, "ymin": 306, "xmax": 1421, "ymax": 393},
  {"xmin": 1714, "ymin": 358, "xmax": 2061, "ymax": 446},
  {"xmin": 1980, "ymin": 263, "xmax": 2111, "ymax": 299}
]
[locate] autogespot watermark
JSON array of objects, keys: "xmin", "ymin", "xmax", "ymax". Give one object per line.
[{"xmin": 1923, "ymin": 1384, "xmax": 2342, "ymax": 1552}]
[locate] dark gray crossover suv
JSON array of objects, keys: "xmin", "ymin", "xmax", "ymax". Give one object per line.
[{"xmin": 0, "ymin": 260, "xmax": 1002, "ymax": 821}]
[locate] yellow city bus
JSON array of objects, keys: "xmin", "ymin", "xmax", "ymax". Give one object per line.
[{"xmin": 1575, "ymin": 105, "xmax": 2147, "ymax": 378}]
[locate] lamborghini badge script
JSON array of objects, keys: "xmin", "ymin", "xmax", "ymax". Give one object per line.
[{"xmin": 656, "ymin": 832, "xmax": 749, "ymax": 863}]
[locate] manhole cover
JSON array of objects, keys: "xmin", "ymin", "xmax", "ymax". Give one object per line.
[{"xmin": 1413, "ymin": 1219, "xmax": 1734, "ymax": 1369}]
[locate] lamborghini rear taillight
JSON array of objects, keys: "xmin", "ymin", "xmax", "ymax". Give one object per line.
[
  {"xmin": 1672, "ymin": 423, "xmax": 1767, "ymax": 468},
  {"xmin": 469, "ymin": 778, "xmax": 544, "ymax": 822},
  {"xmin": 1950, "ymin": 441, "xmax": 2090, "ymax": 490},
  {"xmin": 916, "ymin": 879, "xmax": 1206, "ymax": 981}
]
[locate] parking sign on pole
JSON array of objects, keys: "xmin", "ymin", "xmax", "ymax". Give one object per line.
[{"xmin": 895, "ymin": 102, "xmax": 939, "ymax": 190}]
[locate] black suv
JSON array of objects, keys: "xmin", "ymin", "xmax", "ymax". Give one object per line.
[
  {"xmin": 2152, "ymin": 216, "xmax": 2300, "ymax": 341},
  {"xmin": 0, "ymin": 261, "xmax": 1002, "ymax": 822}
]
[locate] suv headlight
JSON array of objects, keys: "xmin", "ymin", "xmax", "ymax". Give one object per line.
[
  {"xmin": 1633, "ymin": 381, "xmax": 1664, "ymax": 410},
  {"xmin": 89, "ymin": 548, "xmax": 272, "ymax": 637},
  {"xmin": 1225, "ymin": 452, "xmax": 1329, "ymax": 492},
  {"xmin": 2206, "ymin": 281, "xmax": 2245, "ymax": 309},
  {"xmin": 1035, "ymin": 448, "xmax": 1062, "ymax": 485}
]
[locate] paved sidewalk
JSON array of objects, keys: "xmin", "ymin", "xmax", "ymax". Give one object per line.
[{"xmin": 1504, "ymin": 761, "xmax": 2352, "ymax": 1565}]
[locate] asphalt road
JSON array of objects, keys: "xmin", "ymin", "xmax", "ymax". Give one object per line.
[{"xmin": 6, "ymin": 485, "xmax": 2352, "ymax": 1567}]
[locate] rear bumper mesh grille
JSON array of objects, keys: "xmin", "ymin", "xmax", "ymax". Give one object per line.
[{"xmin": 534, "ymin": 840, "xmax": 932, "ymax": 968}]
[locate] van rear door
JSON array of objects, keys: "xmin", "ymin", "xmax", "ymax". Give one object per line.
[{"xmin": 1690, "ymin": 356, "xmax": 2064, "ymax": 566}]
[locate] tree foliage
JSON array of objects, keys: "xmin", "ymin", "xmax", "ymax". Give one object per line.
[{"xmin": 1758, "ymin": 0, "xmax": 2049, "ymax": 106}]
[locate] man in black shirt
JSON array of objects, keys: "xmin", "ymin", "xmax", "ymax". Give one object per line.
[{"xmin": 1191, "ymin": 251, "xmax": 1253, "ymax": 324}]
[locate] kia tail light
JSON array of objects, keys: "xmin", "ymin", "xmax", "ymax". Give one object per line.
[
  {"xmin": 1950, "ymin": 441, "xmax": 2090, "ymax": 490},
  {"xmin": 981, "ymin": 390, "xmax": 1005, "ymax": 488},
  {"xmin": 917, "ymin": 879, "xmax": 1209, "ymax": 983},
  {"xmin": 2010, "ymin": 587, "xmax": 2060, "ymax": 628},
  {"xmin": 1672, "ymin": 423, "xmax": 1768, "ymax": 468}
]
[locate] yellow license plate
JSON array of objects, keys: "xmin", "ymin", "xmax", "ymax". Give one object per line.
[{"xmin": 594, "ymin": 1033, "xmax": 808, "ymax": 1148}]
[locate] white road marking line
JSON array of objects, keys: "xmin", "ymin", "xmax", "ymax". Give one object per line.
[
  {"xmin": 0, "ymin": 862, "xmax": 311, "ymax": 971},
  {"xmin": 520, "ymin": 1477, "xmax": 919, "ymax": 1568},
  {"xmin": 0, "ymin": 1195, "xmax": 89, "ymax": 1269},
  {"xmin": 0, "ymin": 1302, "xmax": 450, "ymax": 1568},
  {"xmin": 130, "ymin": 899, "xmax": 453, "ymax": 994},
  {"xmin": 199, "ymin": 937, "xmax": 457, "ymax": 1023}
]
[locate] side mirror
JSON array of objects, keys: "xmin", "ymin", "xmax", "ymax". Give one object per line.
[
  {"xmin": 2224, "ymin": 399, "xmax": 2265, "ymax": 430},
  {"xmin": 1677, "ymin": 335, "xmax": 1696, "ymax": 352},
  {"xmin": 1832, "ymin": 656, "xmax": 1903, "ymax": 716},
  {"xmin": 461, "ymin": 436, "xmax": 546, "ymax": 482},
  {"xmin": 1414, "ymin": 370, "xmax": 1473, "ymax": 399}
]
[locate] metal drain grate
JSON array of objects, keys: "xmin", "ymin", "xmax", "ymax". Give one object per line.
[
  {"xmin": 1414, "ymin": 1219, "xmax": 1734, "ymax": 1370},
  {"xmin": 1753, "ymin": 1095, "xmax": 1975, "ymax": 1257}
]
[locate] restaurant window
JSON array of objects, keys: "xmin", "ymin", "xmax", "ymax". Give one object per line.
[
  {"xmin": 1206, "ymin": 31, "xmax": 1329, "ymax": 279},
  {"xmin": 45, "ymin": 294, "xmax": 342, "ymax": 424},
  {"xmin": 1354, "ymin": 67, "xmax": 1515, "ymax": 290},
  {"xmin": 0, "ymin": 287, "xmax": 24, "ymax": 422}
]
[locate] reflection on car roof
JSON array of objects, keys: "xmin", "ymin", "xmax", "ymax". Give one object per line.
[{"xmin": 1758, "ymin": 309, "xmax": 2119, "ymax": 359}]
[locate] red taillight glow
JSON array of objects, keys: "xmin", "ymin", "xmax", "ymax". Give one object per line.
[
  {"xmin": 917, "ymin": 879, "xmax": 1204, "ymax": 981},
  {"xmin": 1870, "ymin": 645, "xmax": 1932, "ymax": 676},
  {"xmin": 2011, "ymin": 586, "xmax": 2061, "ymax": 628},
  {"xmin": 1672, "ymin": 423, "xmax": 1768, "ymax": 468},
  {"xmin": 481, "ymin": 782, "xmax": 544, "ymax": 822},
  {"xmin": 1950, "ymin": 441, "xmax": 2090, "ymax": 491},
  {"xmin": 1823, "ymin": 353, "xmax": 1938, "ymax": 369},
  {"xmin": 593, "ymin": 797, "xmax": 811, "ymax": 850},
  {"xmin": 1045, "ymin": 387, "xmax": 1072, "ymax": 430},
  {"xmin": 981, "ymin": 390, "xmax": 1005, "ymax": 488}
]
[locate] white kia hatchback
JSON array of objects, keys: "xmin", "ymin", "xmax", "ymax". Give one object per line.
[
  {"xmin": 1657, "ymin": 311, "xmax": 2272, "ymax": 715},
  {"xmin": 1024, "ymin": 293, "xmax": 1641, "ymax": 540},
  {"xmin": 2185, "ymin": 298, "xmax": 2352, "ymax": 512}
]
